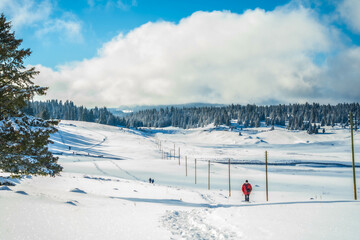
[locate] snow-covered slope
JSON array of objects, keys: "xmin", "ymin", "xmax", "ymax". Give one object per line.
[{"xmin": 1, "ymin": 121, "xmax": 359, "ymax": 239}]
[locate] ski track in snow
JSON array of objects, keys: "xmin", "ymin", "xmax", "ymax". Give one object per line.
[
  {"xmin": 80, "ymin": 136, "xmax": 107, "ymax": 151},
  {"xmin": 162, "ymin": 209, "xmax": 238, "ymax": 240},
  {"xmin": 56, "ymin": 124, "xmax": 108, "ymax": 154},
  {"xmin": 199, "ymin": 193, "xmax": 215, "ymax": 204},
  {"xmin": 92, "ymin": 160, "xmax": 142, "ymax": 181},
  {"xmin": 110, "ymin": 160, "xmax": 141, "ymax": 181},
  {"xmin": 93, "ymin": 162, "xmax": 110, "ymax": 176}
]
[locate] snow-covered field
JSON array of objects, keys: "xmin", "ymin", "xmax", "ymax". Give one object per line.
[{"xmin": 1, "ymin": 120, "xmax": 360, "ymax": 239}]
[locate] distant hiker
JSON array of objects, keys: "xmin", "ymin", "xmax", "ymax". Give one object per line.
[
  {"xmin": 242, "ymin": 180, "xmax": 252, "ymax": 202},
  {"xmin": 152, "ymin": 179, "xmax": 154, "ymax": 184},
  {"xmin": 68, "ymin": 146, "xmax": 71, "ymax": 150},
  {"xmin": 149, "ymin": 178, "xmax": 152, "ymax": 183}
]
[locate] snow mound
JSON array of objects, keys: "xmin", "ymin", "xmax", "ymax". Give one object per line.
[
  {"xmin": 0, "ymin": 186, "xmax": 12, "ymax": 191},
  {"xmin": 15, "ymin": 190, "xmax": 28, "ymax": 195},
  {"xmin": 65, "ymin": 200, "xmax": 79, "ymax": 206},
  {"xmin": 70, "ymin": 188, "xmax": 87, "ymax": 194}
]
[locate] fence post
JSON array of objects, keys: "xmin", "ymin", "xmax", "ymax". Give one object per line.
[
  {"xmin": 229, "ymin": 158, "xmax": 231, "ymax": 197},
  {"xmin": 350, "ymin": 112, "xmax": 357, "ymax": 200},
  {"xmin": 178, "ymin": 147, "xmax": 181, "ymax": 165},
  {"xmin": 174, "ymin": 144, "xmax": 176, "ymax": 160},
  {"xmin": 185, "ymin": 156, "xmax": 188, "ymax": 176},
  {"xmin": 195, "ymin": 158, "xmax": 197, "ymax": 184},
  {"xmin": 265, "ymin": 150, "xmax": 269, "ymax": 202},
  {"xmin": 208, "ymin": 160, "xmax": 210, "ymax": 190}
]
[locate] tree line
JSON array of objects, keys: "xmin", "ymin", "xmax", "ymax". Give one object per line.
[
  {"xmin": 126, "ymin": 103, "xmax": 360, "ymax": 132},
  {"xmin": 24, "ymin": 100, "xmax": 127, "ymax": 126},
  {"xmin": 26, "ymin": 100, "xmax": 360, "ymax": 133}
]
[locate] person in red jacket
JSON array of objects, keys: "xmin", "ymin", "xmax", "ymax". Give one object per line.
[{"xmin": 242, "ymin": 180, "xmax": 252, "ymax": 202}]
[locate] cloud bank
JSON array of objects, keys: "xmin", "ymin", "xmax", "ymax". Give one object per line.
[{"xmin": 33, "ymin": 5, "xmax": 359, "ymax": 107}]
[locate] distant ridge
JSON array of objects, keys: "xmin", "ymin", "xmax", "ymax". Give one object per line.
[{"xmin": 109, "ymin": 103, "xmax": 225, "ymax": 116}]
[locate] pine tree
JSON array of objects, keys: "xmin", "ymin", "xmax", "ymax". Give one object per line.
[
  {"xmin": 0, "ymin": 14, "xmax": 62, "ymax": 176},
  {"xmin": 39, "ymin": 108, "xmax": 50, "ymax": 120}
]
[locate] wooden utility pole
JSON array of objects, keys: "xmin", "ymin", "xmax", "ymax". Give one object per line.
[
  {"xmin": 185, "ymin": 156, "xmax": 188, "ymax": 176},
  {"xmin": 265, "ymin": 151, "xmax": 269, "ymax": 201},
  {"xmin": 350, "ymin": 112, "xmax": 357, "ymax": 200},
  {"xmin": 208, "ymin": 160, "xmax": 210, "ymax": 190},
  {"xmin": 195, "ymin": 158, "xmax": 197, "ymax": 184},
  {"xmin": 228, "ymin": 158, "xmax": 231, "ymax": 197}
]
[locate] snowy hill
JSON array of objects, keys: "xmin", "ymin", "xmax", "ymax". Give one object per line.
[{"xmin": 1, "ymin": 120, "xmax": 360, "ymax": 239}]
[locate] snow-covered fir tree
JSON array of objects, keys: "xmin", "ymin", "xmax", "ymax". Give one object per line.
[{"xmin": 0, "ymin": 14, "xmax": 62, "ymax": 176}]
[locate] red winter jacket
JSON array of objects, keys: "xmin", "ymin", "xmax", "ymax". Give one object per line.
[{"xmin": 242, "ymin": 183, "xmax": 252, "ymax": 195}]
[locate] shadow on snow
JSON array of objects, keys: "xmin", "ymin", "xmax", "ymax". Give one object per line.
[{"xmin": 109, "ymin": 196, "xmax": 358, "ymax": 208}]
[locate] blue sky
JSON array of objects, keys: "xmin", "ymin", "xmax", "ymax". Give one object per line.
[{"xmin": 1, "ymin": 0, "xmax": 360, "ymax": 107}]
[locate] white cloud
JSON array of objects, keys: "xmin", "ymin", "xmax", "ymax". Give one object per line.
[
  {"xmin": 103, "ymin": 0, "xmax": 137, "ymax": 10},
  {"xmin": 0, "ymin": 0, "xmax": 83, "ymax": 42},
  {"xmin": 0, "ymin": 0, "xmax": 51, "ymax": 28},
  {"xmin": 319, "ymin": 47, "xmax": 360, "ymax": 102},
  {"xmin": 337, "ymin": 0, "xmax": 360, "ymax": 34},
  {"xmin": 36, "ymin": 17, "xmax": 83, "ymax": 42},
  {"xmin": 116, "ymin": 0, "xmax": 133, "ymax": 10},
  {"xmin": 33, "ymin": 7, "xmax": 346, "ymax": 107}
]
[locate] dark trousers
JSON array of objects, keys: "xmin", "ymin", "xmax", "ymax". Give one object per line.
[{"xmin": 245, "ymin": 194, "xmax": 250, "ymax": 202}]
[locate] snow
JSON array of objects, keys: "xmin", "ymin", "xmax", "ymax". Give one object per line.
[
  {"xmin": 1, "ymin": 120, "xmax": 360, "ymax": 239},
  {"xmin": 0, "ymin": 115, "xmax": 54, "ymax": 135}
]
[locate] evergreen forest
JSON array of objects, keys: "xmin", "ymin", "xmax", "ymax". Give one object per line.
[{"xmin": 25, "ymin": 100, "xmax": 360, "ymax": 134}]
